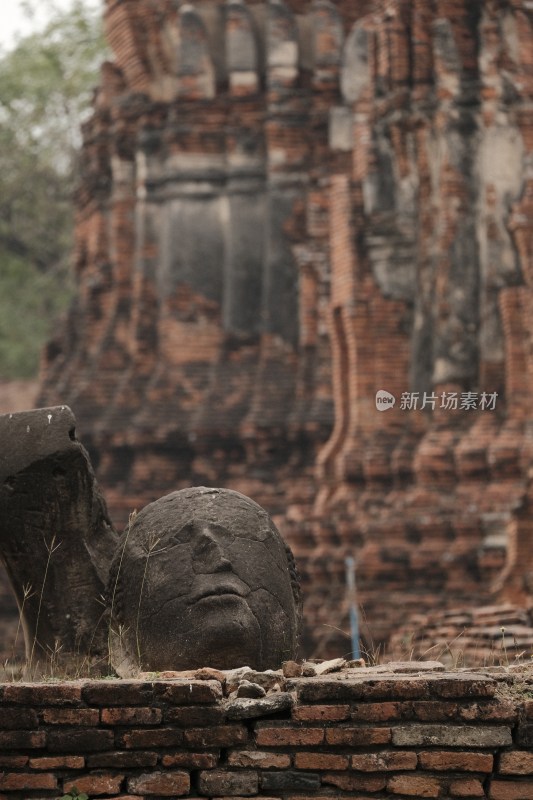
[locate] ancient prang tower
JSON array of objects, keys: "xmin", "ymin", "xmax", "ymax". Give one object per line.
[{"xmin": 37, "ymin": 0, "xmax": 533, "ymax": 655}]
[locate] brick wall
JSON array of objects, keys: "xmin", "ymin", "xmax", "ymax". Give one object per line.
[{"xmin": 1, "ymin": 665, "xmax": 532, "ymax": 799}]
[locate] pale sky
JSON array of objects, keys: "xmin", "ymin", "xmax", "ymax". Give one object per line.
[{"xmin": 0, "ymin": 1, "xmax": 98, "ymax": 53}]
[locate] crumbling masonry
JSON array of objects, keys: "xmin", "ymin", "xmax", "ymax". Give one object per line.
[{"xmin": 32, "ymin": 0, "xmax": 533, "ymax": 656}]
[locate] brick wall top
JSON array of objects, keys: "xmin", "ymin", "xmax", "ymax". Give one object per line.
[{"xmin": 0, "ymin": 662, "xmax": 532, "ymax": 799}]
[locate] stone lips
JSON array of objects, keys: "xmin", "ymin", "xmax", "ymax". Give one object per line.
[{"xmin": 22, "ymin": 0, "xmax": 533, "ymax": 660}]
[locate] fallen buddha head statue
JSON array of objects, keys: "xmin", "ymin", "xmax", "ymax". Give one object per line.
[
  {"xmin": 108, "ymin": 487, "xmax": 302, "ymax": 675},
  {"xmin": 0, "ymin": 407, "xmax": 301, "ymax": 677}
]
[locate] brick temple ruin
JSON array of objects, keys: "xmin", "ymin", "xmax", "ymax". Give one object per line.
[{"xmin": 1, "ymin": 0, "xmax": 528, "ymax": 660}]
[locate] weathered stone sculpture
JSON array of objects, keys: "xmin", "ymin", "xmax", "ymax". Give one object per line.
[
  {"xmin": 0, "ymin": 407, "xmax": 300, "ymax": 676},
  {"xmin": 108, "ymin": 487, "xmax": 301, "ymax": 675},
  {"xmin": 0, "ymin": 406, "xmax": 118, "ymax": 674}
]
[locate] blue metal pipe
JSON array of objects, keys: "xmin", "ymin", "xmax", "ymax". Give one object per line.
[{"xmin": 345, "ymin": 556, "xmax": 360, "ymax": 660}]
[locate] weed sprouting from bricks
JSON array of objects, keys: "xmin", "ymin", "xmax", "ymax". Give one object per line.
[{"xmin": 59, "ymin": 789, "xmax": 89, "ymax": 800}]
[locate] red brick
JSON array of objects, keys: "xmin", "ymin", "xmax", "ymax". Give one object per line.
[
  {"xmin": 427, "ymin": 675, "xmax": 496, "ymax": 699},
  {"xmin": 0, "ymin": 756, "xmax": 28, "ymax": 768},
  {"xmin": 351, "ymin": 751, "xmax": 417, "ymax": 771},
  {"xmin": 292, "ymin": 704, "xmax": 350, "ymax": 722},
  {"xmin": 366, "ymin": 678, "xmax": 433, "ymax": 700},
  {"xmin": 294, "ymin": 677, "xmax": 429, "ymax": 703},
  {"xmin": 392, "ymin": 724, "xmax": 511, "ymax": 747},
  {"xmin": 101, "ymin": 706, "xmax": 162, "ymax": 725},
  {"xmin": 128, "ymin": 770, "xmax": 190, "ymax": 796},
  {"xmin": 325, "ymin": 726, "xmax": 391, "ymax": 746},
  {"xmin": 0, "ymin": 708, "xmax": 38, "ymax": 728},
  {"xmin": 0, "ymin": 730, "xmax": 45, "ymax": 750},
  {"xmin": 87, "ymin": 750, "xmax": 158, "ymax": 768},
  {"xmin": 322, "ymin": 772, "xmax": 387, "ymax": 792},
  {"xmin": 517, "ymin": 724, "xmax": 533, "ymax": 746},
  {"xmin": 162, "ymin": 751, "xmax": 219, "ymax": 769},
  {"xmin": 451, "ymin": 778, "xmax": 486, "ymax": 797},
  {"xmin": 412, "ymin": 701, "xmax": 459, "ymax": 721},
  {"xmin": 228, "ymin": 750, "xmax": 291, "ymax": 769},
  {"xmin": 262, "ymin": 767, "xmax": 321, "ymax": 793},
  {"xmin": 185, "ymin": 725, "xmax": 248, "ymax": 747},
  {"xmin": 64, "ymin": 774, "xmax": 124, "ymax": 796},
  {"xmin": 119, "ymin": 727, "xmax": 183, "ymax": 748},
  {"xmin": 490, "ymin": 781, "xmax": 533, "ymax": 800},
  {"xmin": 459, "ymin": 701, "xmax": 518, "ymax": 724},
  {"xmin": 350, "ymin": 702, "xmax": 403, "ymax": 721},
  {"xmin": 198, "ymin": 770, "xmax": 259, "ymax": 796},
  {"xmin": 42, "ymin": 708, "xmax": 99, "ymax": 725},
  {"xmin": 47, "ymin": 728, "xmax": 114, "ymax": 752},
  {"xmin": 294, "ymin": 752, "xmax": 349, "ymax": 770},
  {"xmin": 163, "ymin": 705, "xmax": 225, "ymax": 726},
  {"xmin": 155, "ymin": 680, "xmax": 222, "ymax": 704},
  {"xmin": 30, "ymin": 756, "xmax": 84, "ymax": 770},
  {"xmin": 3, "ymin": 683, "xmax": 82, "ymax": 705},
  {"xmin": 82, "ymin": 681, "xmax": 153, "ymax": 706},
  {"xmin": 388, "ymin": 775, "xmax": 442, "ymax": 797},
  {"xmin": 500, "ymin": 752, "xmax": 533, "ymax": 775},
  {"xmin": 419, "ymin": 751, "xmax": 493, "ymax": 772},
  {"xmin": 256, "ymin": 726, "xmax": 324, "ymax": 747},
  {"xmin": 0, "ymin": 773, "xmax": 57, "ymax": 790}
]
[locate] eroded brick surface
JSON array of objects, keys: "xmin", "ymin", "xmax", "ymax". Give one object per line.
[{"xmin": 0, "ymin": 668, "xmax": 530, "ymax": 800}]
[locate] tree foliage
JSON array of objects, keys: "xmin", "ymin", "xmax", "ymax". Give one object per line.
[{"xmin": 0, "ymin": 0, "xmax": 106, "ymax": 378}]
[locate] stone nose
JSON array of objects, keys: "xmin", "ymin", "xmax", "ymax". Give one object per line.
[{"xmin": 192, "ymin": 529, "xmax": 232, "ymax": 573}]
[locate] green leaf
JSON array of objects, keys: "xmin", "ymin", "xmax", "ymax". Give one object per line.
[
  {"xmin": 0, "ymin": 1, "xmax": 107, "ymax": 379},
  {"xmin": 58, "ymin": 786, "xmax": 90, "ymax": 799}
]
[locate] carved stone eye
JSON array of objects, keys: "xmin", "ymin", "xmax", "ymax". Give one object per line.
[
  {"xmin": 169, "ymin": 521, "xmax": 197, "ymax": 546},
  {"xmin": 171, "ymin": 520, "xmax": 235, "ymax": 547}
]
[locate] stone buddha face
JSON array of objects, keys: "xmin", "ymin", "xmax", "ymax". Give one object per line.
[{"xmin": 108, "ymin": 487, "xmax": 301, "ymax": 673}]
